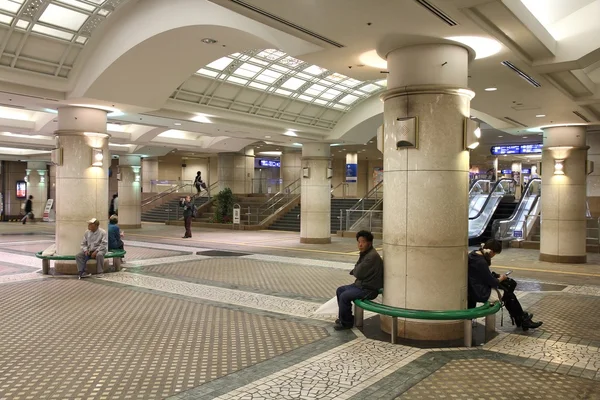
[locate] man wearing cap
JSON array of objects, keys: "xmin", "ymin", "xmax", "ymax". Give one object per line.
[{"xmin": 75, "ymin": 218, "xmax": 108, "ymax": 279}]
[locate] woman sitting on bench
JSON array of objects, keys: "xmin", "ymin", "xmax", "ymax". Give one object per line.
[{"xmin": 468, "ymin": 239, "xmax": 542, "ymax": 331}]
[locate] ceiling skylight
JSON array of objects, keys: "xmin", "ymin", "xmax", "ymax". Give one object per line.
[
  {"xmin": 197, "ymin": 48, "xmax": 387, "ymax": 111},
  {"xmin": 38, "ymin": 4, "xmax": 88, "ymax": 31}
]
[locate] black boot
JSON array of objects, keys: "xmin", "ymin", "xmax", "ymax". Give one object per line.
[{"xmin": 521, "ymin": 317, "xmax": 543, "ymax": 331}]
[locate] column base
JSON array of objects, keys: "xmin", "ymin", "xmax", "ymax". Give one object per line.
[
  {"xmin": 539, "ymin": 253, "xmax": 587, "ymax": 263},
  {"xmin": 300, "ymin": 237, "xmax": 331, "ymax": 244},
  {"xmin": 380, "ymin": 316, "xmax": 464, "ymax": 341},
  {"xmin": 119, "ymin": 224, "xmax": 142, "ymax": 229},
  {"xmin": 54, "ymin": 260, "xmax": 111, "ymax": 275}
]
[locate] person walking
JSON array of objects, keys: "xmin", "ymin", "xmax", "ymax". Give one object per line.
[
  {"xmin": 194, "ymin": 171, "xmax": 203, "ymax": 194},
  {"xmin": 180, "ymin": 195, "xmax": 196, "ymax": 238},
  {"xmin": 21, "ymin": 195, "xmax": 33, "ymax": 224}
]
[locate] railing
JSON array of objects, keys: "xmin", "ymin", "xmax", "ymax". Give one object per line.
[
  {"xmin": 468, "ymin": 178, "xmax": 516, "ymax": 239},
  {"xmin": 342, "ymin": 181, "xmax": 383, "ymax": 231},
  {"xmin": 491, "ymin": 178, "xmax": 542, "ymax": 241},
  {"xmin": 252, "ymin": 178, "xmax": 282, "ymax": 195},
  {"xmin": 247, "ymin": 178, "xmax": 301, "ymax": 225},
  {"xmin": 148, "ymin": 179, "xmax": 193, "ymax": 194},
  {"xmin": 331, "ymin": 182, "xmax": 350, "ymax": 198},
  {"xmin": 166, "ymin": 181, "xmax": 219, "ymax": 221},
  {"xmin": 142, "ymin": 182, "xmax": 194, "ymax": 208},
  {"xmin": 343, "ymin": 210, "xmax": 383, "ymax": 233}
]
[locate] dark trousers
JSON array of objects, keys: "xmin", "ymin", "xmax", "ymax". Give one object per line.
[
  {"xmin": 468, "ymin": 290, "xmax": 525, "ymax": 320},
  {"xmin": 336, "ymin": 284, "xmax": 369, "ymax": 327},
  {"xmin": 184, "ymin": 215, "xmax": 192, "ymax": 237}
]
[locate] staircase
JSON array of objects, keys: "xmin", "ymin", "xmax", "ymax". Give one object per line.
[
  {"xmin": 469, "ymin": 198, "xmax": 518, "ymax": 245},
  {"xmin": 267, "ymin": 198, "xmax": 377, "ymax": 233},
  {"xmin": 142, "ymin": 196, "xmax": 211, "ymax": 223}
]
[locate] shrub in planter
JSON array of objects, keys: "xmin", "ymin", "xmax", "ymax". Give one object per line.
[{"xmin": 213, "ymin": 187, "xmax": 234, "ymax": 223}]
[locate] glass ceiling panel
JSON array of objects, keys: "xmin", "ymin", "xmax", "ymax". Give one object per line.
[
  {"xmin": 39, "ymin": 3, "xmax": 88, "ymax": 31},
  {"xmin": 0, "ymin": 0, "xmax": 23, "ymax": 14},
  {"xmin": 196, "ymin": 48, "xmax": 387, "ymax": 111}
]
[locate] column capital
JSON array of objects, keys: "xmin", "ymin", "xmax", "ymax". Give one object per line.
[{"xmin": 380, "ymin": 85, "xmax": 475, "ymax": 102}]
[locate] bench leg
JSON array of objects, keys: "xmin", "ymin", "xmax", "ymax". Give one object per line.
[
  {"xmin": 354, "ymin": 305, "xmax": 364, "ymax": 328},
  {"xmin": 485, "ymin": 313, "xmax": 496, "ymax": 343},
  {"xmin": 42, "ymin": 259, "xmax": 50, "ymax": 275},
  {"xmin": 464, "ymin": 320, "xmax": 473, "ymax": 347},
  {"xmin": 391, "ymin": 317, "xmax": 398, "ymax": 344},
  {"xmin": 113, "ymin": 257, "xmax": 121, "ymax": 272}
]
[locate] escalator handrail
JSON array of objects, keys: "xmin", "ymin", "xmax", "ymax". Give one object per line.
[
  {"xmin": 469, "ymin": 179, "xmax": 491, "ymax": 192},
  {"xmin": 468, "ymin": 178, "xmax": 516, "ymax": 221},
  {"xmin": 495, "ymin": 178, "xmax": 542, "ymax": 224}
]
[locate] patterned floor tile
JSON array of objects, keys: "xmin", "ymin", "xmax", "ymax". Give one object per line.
[
  {"xmin": 142, "ymin": 258, "xmax": 354, "ymax": 300},
  {"xmin": 397, "ymin": 358, "xmax": 600, "ymax": 399},
  {"xmin": 0, "ymin": 279, "xmax": 328, "ymax": 400}
]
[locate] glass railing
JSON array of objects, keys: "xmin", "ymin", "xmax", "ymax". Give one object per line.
[
  {"xmin": 492, "ymin": 178, "xmax": 541, "ymax": 241},
  {"xmin": 252, "ymin": 178, "xmax": 282, "ymax": 195},
  {"xmin": 343, "ymin": 209, "xmax": 383, "ymax": 233},
  {"xmin": 343, "ymin": 181, "xmax": 383, "ymax": 230},
  {"xmin": 468, "ymin": 179, "xmax": 515, "ymax": 239},
  {"xmin": 247, "ymin": 178, "xmax": 301, "ymax": 225}
]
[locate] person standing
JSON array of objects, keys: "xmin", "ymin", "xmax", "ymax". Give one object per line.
[
  {"xmin": 109, "ymin": 193, "xmax": 118, "ymax": 217},
  {"xmin": 75, "ymin": 218, "xmax": 108, "ymax": 278},
  {"xmin": 334, "ymin": 230, "xmax": 384, "ymax": 330},
  {"xmin": 180, "ymin": 195, "xmax": 195, "ymax": 238},
  {"xmin": 21, "ymin": 195, "xmax": 33, "ymax": 224}
]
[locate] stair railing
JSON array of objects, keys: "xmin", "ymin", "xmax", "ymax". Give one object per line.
[
  {"xmin": 331, "ymin": 182, "xmax": 349, "ymax": 198},
  {"xmin": 142, "ymin": 182, "xmax": 193, "ymax": 208},
  {"xmin": 248, "ymin": 178, "xmax": 302, "ymax": 225},
  {"xmin": 344, "ymin": 181, "xmax": 383, "ymax": 231}
]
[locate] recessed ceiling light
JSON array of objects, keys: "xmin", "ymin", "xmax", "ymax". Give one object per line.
[
  {"xmin": 369, "ymin": 141, "xmax": 374, "ymax": 143},
  {"xmin": 283, "ymin": 130, "xmax": 297, "ymax": 137},
  {"xmin": 498, "ymin": 135, "xmax": 503, "ymax": 137},
  {"xmin": 523, "ymin": 136, "xmax": 528, "ymax": 139},
  {"xmin": 446, "ymin": 36, "xmax": 503, "ymax": 59},
  {"xmin": 358, "ymin": 49, "xmax": 387, "ymax": 69},
  {"xmin": 201, "ymin": 38, "xmax": 217, "ymax": 44},
  {"xmin": 174, "ymin": 122, "xmax": 182, "ymax": 126},
  {"xmin": 265, "ymin": 135, "xmax": 271, "ymax": 139},
  {"xmin": 536, "ymin": 114, "xmax": 545, "ymax": 118},
  {"xmin": 484, "ymin": 87, "xmax": 497, "ymax": 91}
]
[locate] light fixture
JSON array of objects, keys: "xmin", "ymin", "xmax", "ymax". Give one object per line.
[
  {"xmin": 265, "ymin": 135, "xmax": 271, "ymax": 139},
  {"xmin": 463, "ymin": 117, "xmax": 480, "ymax": 150},
  {"xmin": 92, "ymin": 148, "xmax": 104, "ymax": 167},
  {"xmin": 498, "ymin": 135, "xmax": 503, "ymax": 138},
  {"xmin": 536, "ymin": 114, "xmax": 545, "ymax": 118},
  {"xmin": 484, "ymin": 87, "xmax": 497, "ymax": 91},
  {"xmin": 358, "ymin": 49, "xmax": 388, "ymax": 69},
  {"xmin": 283, "ymin": 130, "xmax": 297, "ymax": 137},
  {"xmin": 201, "ymin": 38, "xmax": 217, "ymax": 44},
  {"xmin": 554, "ymin": 159, "xmax": 565, "ymax": 175},
  {"xmin": 191, "ymin": 113, "xmax": 212, "ymax": 123},
  {"xmin": 132, "ymin": 166, "xmax": 141, "ymax": 183},
  {"xmin": 174, "ymin": 122, "xmax": 182, "ymax": 126},
  {"xmin": 446, "ymin": 36, "xmax": 503, "ymax": 59}
]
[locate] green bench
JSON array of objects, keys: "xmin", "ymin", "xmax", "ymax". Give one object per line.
[
  {"xmin": 353, "ymin": 295, "xmax": 501, "ymax": 347},
  {"xmin": 35, "ymin": 250, "xmax": 127, "ymax": 275}
]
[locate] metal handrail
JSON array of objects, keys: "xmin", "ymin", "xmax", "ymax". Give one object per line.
[
  {"xmin": 191, "ymin": 181, "xmax": 219, "ymax": 201},
  {"xmin": 491, "ymin": 178, "xmax": 542, "ymax": 241},
  {"xmin": 347, "ymin": 181, "xmax": 384, "ymax": 213},
  {"xmin": 347, "ymin": 198, "xmax": 383, "ymax": 231},
  {"xmin": 142, "ymin": 183, "xmax": 192, "ymax": 207},
  {"xmin": 468, "ymin": 179, "xmax": 516, "ymax": 221},
  {"xmin": 469, "ymin": 179, "xmax": 491, "ymax": 191},
  {"xmin": 246, "ymin": 178, "xmax": 301, "ymax": 225},
  {"xmin": 331, "ymin": 182, "xmax": 349, "ymax": 197}
]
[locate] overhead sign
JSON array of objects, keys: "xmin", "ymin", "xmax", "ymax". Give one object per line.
[
  {"xmin": 501, "ymin": 169, "xmax": 512, "ymax": 174},
  {"xmin": 491, "ymin": 144, "xmax": 542, "ymax": 156},
  {"xmin": 346, "ymin": 163, "xmax": 357, "ymax": 183},
  {"xmin": 522, "ymin": 168, "xmax": 531, "ymax": 174},
  {"xmin": 259, "ymin": 159, "xmax": 280, "ymax": 168}
]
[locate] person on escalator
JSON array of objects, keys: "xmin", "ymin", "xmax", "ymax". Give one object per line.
[{"xmin": 467, "ymin": 239, "xmax": 542, "ymax": 331}]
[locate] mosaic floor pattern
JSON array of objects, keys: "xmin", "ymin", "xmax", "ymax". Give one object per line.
[
  {"xmin": 0, "ymin": 279, "xmax": 328, "ymax": 400},
  {"xmin": 142, "ymin": 258, "xmax": 354, "ymax": 300},
  {"xmin": 397, "ymin": 358, "xmax": 600, "ymax": 399}
]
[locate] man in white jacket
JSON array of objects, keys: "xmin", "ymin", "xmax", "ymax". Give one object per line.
[{"xmin": 75, "ymin": 218, "xmax": 108, "ymax": 279}]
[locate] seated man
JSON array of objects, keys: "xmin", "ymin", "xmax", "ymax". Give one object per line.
[
  {"xmin": 468, "ymin": 239, "xmax": 542, "ymax": 331},
  {"xmin": 75, "ymin": 218, "xmax": 108, "ymax": 279},
  {"xmin": 335, "ymin": 230, "xmax": 383, "ymax": 331},
  {"xmin": 108, "ymin": 215, "xmax": 125, "ymax": 265}
]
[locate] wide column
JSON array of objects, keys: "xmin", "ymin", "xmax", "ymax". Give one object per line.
[
  {"xmin": 54, "ymin": 106, "xmax": 109, "ymax": 274},
  {"xmin": 381, "ymin": 44, "xmax": 471, "ymax": 341},
  {"xmin": 218, "ymin": 148, "xmax": 254, "ymax": 194},
  {"xmin": 587, "ymin": 129, "xmax": 600, "ymax": 217},
  {"xmin": 25, "ymin": 161, "xmax": 48, "ymax": 218},
  {"xmin": 118, "ymin": 155, "xmax": 142, "ymax": 229},
  {"xmin": 142, "ymin": 158, "xmax": 158, "ymax": 193},
  {"xmin": 280, "ymin": 150, "xmax": 301, "ymax": 190},
  {"xmin": 300, "ymin": 143, "xmax": 331, "ymax": 244},
  {"xmin": 540, "ymin": 126, "xmax": 587, "ymax": 263}
]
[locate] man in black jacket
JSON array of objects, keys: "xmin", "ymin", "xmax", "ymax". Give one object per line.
[
  {"xmin": 334, "ymin": 230, "xmax": 384, "ymax": 331},
  {"xmin": 21, "ymin": 195, "xmax": 33, "ymax": 224}
]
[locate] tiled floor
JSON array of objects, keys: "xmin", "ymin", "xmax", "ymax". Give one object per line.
[{"xmin": 1, "ymin": 222, "xmax": 600, "ymax": 400}]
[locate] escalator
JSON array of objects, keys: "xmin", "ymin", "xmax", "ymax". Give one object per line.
[
  {"xmin": 468, "ymin": 179, "xmax": 516, "ymax": 243},
  {"xmin": 492, "ymin": 178, "xmax": 542, "ymax": 242}
]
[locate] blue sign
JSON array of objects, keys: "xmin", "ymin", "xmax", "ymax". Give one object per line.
[
  {"xmin": 346, "ymin": 163, "xmax": 357, "ymax": 183},
  {"xmin": 259, "ymin": 159, "xmax": 280, "ymax": 168},
  {"xmin": 514, "ymin": 230, "xmax": 523, "ymax": 238},
  {"xmin": 522, "ymin": 168, "xmax": 531, "ymax": 174},
  {"xmin": 491, "ymin": 144, "xmax": 542, "ymax": 156},
  {"xmin": 502, "ymin": 169, "xmax": 512, "ymax": 174}
]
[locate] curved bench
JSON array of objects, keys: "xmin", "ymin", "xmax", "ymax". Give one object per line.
[
  {"xmin": 353, "ymin": 297, "xmax": 501, "ymax": 347},
  {"xmin": 35, "ymin": 250, "xmax": 127, "ymax": 275}
]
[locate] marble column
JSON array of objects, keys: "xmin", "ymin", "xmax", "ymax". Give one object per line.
[
  {"xmin": 300, "ymin": 143, "xmax": 331, "ymax": 244},
  {"xmin": 54, "ymin": 106, "xmax": 110, "ymax": 274},
  {"xmin": 345, "ymin": 152, "xmax": 358, "ymax": 197},
  {"xmin": 218, "ymin": 148, "xmax": 254, "ymax": 194},
  {"xmin": 280, "ymin": 150, "xmax": 302, "ymax": 191},
  {"xmin": 25, "ymin": 161, "xmax": 48, "ymax": 218},
  {"xmin": 540, "ymin": 125, "xmax": 587, "ymax": 263},
  {"xmin": 118, "ymin": 155, "xmax": 142, "ymax": 229},
  {"xmin": 512, "ymin": 162, "xmax": 522, "ymax": 200},
  {"xmin": 381, "ymin": 43, "xmax": 471, "ymax": 341},
  {"xmin": 587, "ymin": 129, "xmax": 600, "ymax": 217},
  {"xmin": 142, "ymin": 158, "xmax": 158, "ymax": 193}
]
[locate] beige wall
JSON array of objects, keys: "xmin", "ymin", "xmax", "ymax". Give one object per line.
[
  {"xmin": 330, "ymin": 158, "xmax": 382, "ymax": 198},
  {"xmin": 2, "ymin": 161, "xmax": 27, "ymax": 217}
]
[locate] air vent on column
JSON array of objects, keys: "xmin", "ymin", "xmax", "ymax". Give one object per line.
[
  {"xmin": 572, "ymin": 110, "xmax": 591, "ymax": 123},
  {"xmin": 229, "ymin": 0, "xmax": 345, "ymax": 48},
  {"xmin": 501, "ymin": 61, "xmax": 541, "ymax": 87},
  {"xmin": 504, "ymin": 117, "xmax": 528, "ymax": 127},
  {"xmin": 414, "ymin": 0, "xmax": 458, "ymax": 26}
]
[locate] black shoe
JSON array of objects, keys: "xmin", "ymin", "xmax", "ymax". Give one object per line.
[
  {"xmin": 522, "ymin": 319, "xmax": 543, "ymax": 331},
  {"xmin": 513, "ymin": 312, "xmax": 535, "ymax": 328},
  {"xmin": 334, "ymin": 323, "xmax": 353, "ymax": 331}
]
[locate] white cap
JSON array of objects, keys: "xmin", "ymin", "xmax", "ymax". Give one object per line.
[{"xmin": 87, "ymin": 218, "xmax": 98, "ymax": 224}]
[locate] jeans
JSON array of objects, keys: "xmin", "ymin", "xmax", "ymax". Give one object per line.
[
  {"xmin": 184, "ymin": 215, "xmax": 192, "ymax": 237},
  {"xmin": 336, "ymin": 284, "xmax": 370, "ymax": 327},
  {"xmin": 76, "ymin": 251, "xmax": 105, "ymax": 274}
]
